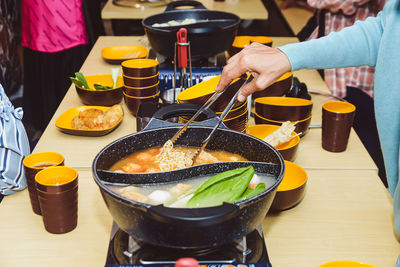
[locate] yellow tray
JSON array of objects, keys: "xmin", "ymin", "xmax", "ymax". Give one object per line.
[
  {"xmin": 101, "ymin": 45, "xmax": 148, "ymax": 64},
  {"xmin": 55, "ymin": 106, "xmax": 123, "ymax": 137}
]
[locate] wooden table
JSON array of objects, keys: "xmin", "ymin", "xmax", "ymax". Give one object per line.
[
  {"xmin": 102, "ymin": 0, "xmax": 269, "ymax": 20},
  {"xmin": 1, "ymin": 170, "xmax": 398, "ymax": 266},
  {"xmin": 1, "ymin": 36, "xmax": 397, "ymax": 267},
  {"xmin": 33, "ymin": 36, "xmax": 377, "ymax": 171}
]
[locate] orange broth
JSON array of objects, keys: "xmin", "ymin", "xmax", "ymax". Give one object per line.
[{"xmin": 109, "ymin": 146, "xmax": 248, "ymax": 173}]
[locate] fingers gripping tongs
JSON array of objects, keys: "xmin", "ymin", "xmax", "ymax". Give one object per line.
[{"xmin": 169, "ymin": 75, "xmax": 253, "ymax": 164}]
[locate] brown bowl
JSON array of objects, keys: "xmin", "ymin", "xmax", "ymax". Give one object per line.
[
  {"xmin": 179, "ymin": 99, "xmax": 248, "ymax": 122},
  {"xmin": 75, "ymin": 74, "xmax": 124, "ymax": 106},
  {"xmin": 254, "ymin": 111, "xmax": 312, "ymax": 137},
  {"xmin": 123, "ymin": 91, "xmax": 160, "ymax": 116},
  {"xmin": 216, "ymin": 100, "xmax": 248, "ymax": 120},
  {"xmin": 255, "ymin": 96, "xmax": 313, "ymax": 121},
  {"xmin": 177, "ymin": 75, "xmax": 248, "ymax": 112},
  {"xmin": 222, "ymin": 108, "xmax": 248, "ymax": 132},
  {"xmin": 252, "ymin": 72, "xmax": 293, "ymax": 99},
  {"xmin": 247, "ymin": 124, "xmax": 300, "ymax": 161},
  {"xmin": 124, "ymin": 81, "xmax": 160, "ymax": 97},
  {"xmin": 270, "ymin": 161, "xmax": 307, "ymax": 211},
  {"xmin": 123, "ymin": 73, "xmax": 159, "ymax": 88},
  {"xmin": 121, "ymin": 59, "xmax": 159, "ymax": 77},
  {"xmin": 228, "ymin": 36, "xmax": 273, "ymax": 57},
  {"xmin": 180, "ymin": 109, "xmax": 248, "ymax": 132}
]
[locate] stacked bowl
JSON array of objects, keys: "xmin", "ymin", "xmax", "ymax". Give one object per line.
[
  {"xmin": 254, "ymin": 96, "xmax": 313, "ymax": 137},
  {"xmin": 228, "ymin": 35, "xmax": 273, "ymax": 57},
  {"xmin": 177, "ymin": 75, "xmax": 249, "ymax": 132},
  {"xmin": 121, "ymin": 59, "xmax": 160, "ymax": 116},
  {"xmin": 252, "ymin": 72, "xmax": 293, "ymax": 100}
]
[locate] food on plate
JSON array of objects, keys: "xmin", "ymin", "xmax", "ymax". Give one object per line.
[
  {"xmin": 263, "ymin": 121, "xmax": 300, "ymax": 147},
  {"xmin": 109, "ymin": 142, "xmax": 247, "ymax": 173},
  {"xmin": 110, "ymin": 166, "xmax": 274, "ymax": 208},
  {"xmin": 71, "ymin": 104, "xmax": 123, "ymax": 130},
  {"xmin": 152, "ymin": 18, "xmax": 198, "ymax": 27}
]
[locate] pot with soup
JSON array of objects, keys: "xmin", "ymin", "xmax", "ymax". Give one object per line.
[{"xmin": 92, "ymin": 105, "xmax": 284, "ymax": 249}]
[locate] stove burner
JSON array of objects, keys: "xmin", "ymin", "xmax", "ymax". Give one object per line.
[{"xmin": 106, "ymin": 224, "xmax": 272, "ymax": 266}]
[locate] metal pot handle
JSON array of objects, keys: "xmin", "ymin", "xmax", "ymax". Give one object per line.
[
  {"xmin": 147, "ymin": 202, "xmax": 240, "ymax": 226},
  {"xmin": 143, "ymin": 103, "xmax": 228, "ymax": 131},
  {"xmin": 165, "ymin": 0, "xmax": 207, "ymax": 12},
  {"xmin": 152, "ymin": 103, "xmax": 216, "ymax": 120}
]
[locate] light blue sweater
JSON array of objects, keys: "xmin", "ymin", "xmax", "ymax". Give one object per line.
[{"xmin": 279, "ymin": 0, "xmax": 400, "ymax": 238}]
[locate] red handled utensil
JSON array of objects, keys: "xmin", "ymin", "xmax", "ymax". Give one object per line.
[
  {"xmin": 173, "ymin": 28, "xmax": 193, "ymax": 103},
  {"xmin": 177, "ymin": 28, "xmax": 188, "ymax": 70}
]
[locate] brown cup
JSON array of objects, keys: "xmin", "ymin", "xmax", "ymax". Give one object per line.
[
  {"xmin": 35, "ymin": 166, "xmax": 78, "ymax": 234},
  {"xmin": 23, "ymin": 152, "xmax": 65, "ymax": 215},
  {"xmin": 322, "ymin": 101, "xmax": 356, "ymax": 152}
]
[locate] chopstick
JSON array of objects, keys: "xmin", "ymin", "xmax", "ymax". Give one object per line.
[
  {"xmin": 190, "ymin": 75, "xmax": 253, "ymax": 164},
  {"xmin": 169, "ymin": 82, "xmax": 231, "ymax": 144}
]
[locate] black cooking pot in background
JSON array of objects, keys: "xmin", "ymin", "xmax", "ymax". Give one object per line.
[
  {"xmin": 142, "ymin": 0, "xmax": 240, "ymax": 59},
  {"xmin": 92, "ymin": 104, "xmax": 284, "ymax": 249}
]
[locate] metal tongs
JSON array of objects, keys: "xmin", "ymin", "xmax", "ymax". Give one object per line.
[{"xmin": 170, "ymin": 74, "xmax": 252, "ymax": 165}]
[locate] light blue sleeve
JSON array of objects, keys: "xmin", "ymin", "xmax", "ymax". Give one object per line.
[{"xmin": 278, "ymin": 3, "xmax": 387, "ymax": 71}]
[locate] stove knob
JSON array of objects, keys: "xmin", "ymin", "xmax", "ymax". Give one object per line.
[{"xmin": 175, "ymin": 257, "xmax": 199, "ymax": 267}]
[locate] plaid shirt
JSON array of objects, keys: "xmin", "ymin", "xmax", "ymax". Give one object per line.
[{"xmin": 307, "ymin": 0, "xmax": 385, "ymax": 98}]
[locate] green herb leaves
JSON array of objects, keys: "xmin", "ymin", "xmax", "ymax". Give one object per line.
[
  {"xmin": 69, "ymin": 72, "xmax": 113, "ymax": 90},
  {"xmin": 186, "ymin": 166, "xmax": 265, "ymax": 208},
  {"xmin": 93, "ymin": 83, "xmax": 113, "ymax": 90},
  {"xmin": 70, "ymin": 72, "xmax": 90, "ymax": 89}
]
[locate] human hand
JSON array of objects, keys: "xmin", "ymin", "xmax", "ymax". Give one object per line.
[{"xmin": 215, "ymin": 43, "xmax": 291, "ymax": 102}]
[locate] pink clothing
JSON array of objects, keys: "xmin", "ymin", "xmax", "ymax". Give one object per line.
[
  {"xmin": 21, "ymin": 0, "xmax": 88, "ymax": 53},
  {"xmin": 307, "ymin": 0, "xmax": 385, "ymax": 98}
]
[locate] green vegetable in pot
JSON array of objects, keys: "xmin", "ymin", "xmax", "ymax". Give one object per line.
[
  {"xmin": 186, "ymin": 166, "xmax": 256, "ymax": 208},
  {"xmin": 237, "ymin": 183, "xmax": 266, "ymax": 202}
]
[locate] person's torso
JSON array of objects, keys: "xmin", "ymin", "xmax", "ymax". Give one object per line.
[{"xmin": 21, "ymin": 0, "xmax": 88, "ymax": 53}]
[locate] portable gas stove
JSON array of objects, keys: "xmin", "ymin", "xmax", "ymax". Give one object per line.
[{"xmin": 106, "ymin": 223, "xmax": 272, "ymax": 267}]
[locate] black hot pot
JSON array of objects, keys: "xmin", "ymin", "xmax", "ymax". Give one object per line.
[
  {"xmin": 142, "ymin": 0, "xmax": 240, "ymax": 59},
  {"xmin": 92, "ymin": 104, "xmax": 285, "ymax": 249}
]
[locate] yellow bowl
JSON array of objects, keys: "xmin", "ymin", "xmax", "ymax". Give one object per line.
[
  {"xmin": 247, "ymin": 124, "xmax": 300, "ymax": 161},
  {"xmin": 270, "ymin": 160, "xmax": 307, "ymax": 211},
  {"xmin": 75, "ymin": 74, "xmax": 124, "ymax": 106},
  {"xmin": 229, "ymin": 36, "xmax": 273, "ymax": 56},
  {"xmin": 123, "ymin": 91, "xmax": 160, "ymax": 116},
  {"xmin": 121, "ymin": 59, "xmax": 159, "ymax": 77},
  {"xmin": 177, "ymin": 74, "xmax": 250, "ymax": 112},
  {"xmin": 252, "ymin": 72, "xmax": 293, "ymax": 99},
  {"xmin": 255, "ymin": 96, "xmax": 313, "ymax": 121},
  {"xmin": 254, "ymin": 111, "xmax": 312, "ymax": 137}
]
